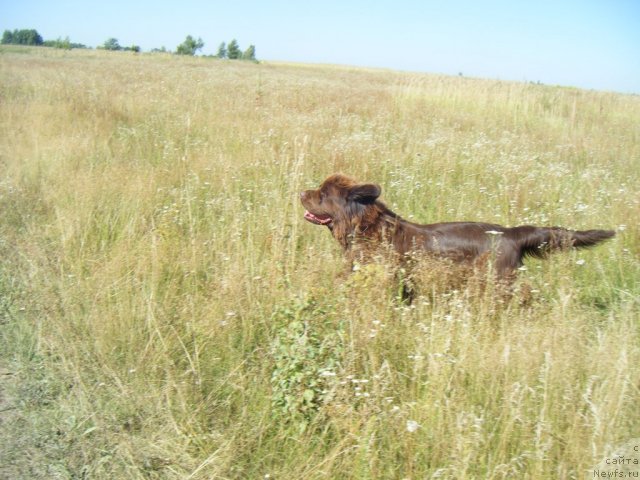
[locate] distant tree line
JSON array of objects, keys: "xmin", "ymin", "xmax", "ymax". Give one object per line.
[
  {"xmin": 175, "ymin": 36, "xmax": 257, "ymax": 61},
  {"xmin": 215, "ymin": 39, "xmax": 256, "ymax": 61},
  {"xmin": 99, "ymin": 38, "xmax": 140, "ymax": 52},
  {"xmin": 2, "ymin": 28, "xmax": 87, "ymax": 49},
  {"xmin": 1, "ymin": 28, "xmax": 257, "ymax": 61},
  {"xmin": 2, "ymin": 29, "xmax": 43, "ymax": 46},
  {"xmin": 43, "ymin": 37, "xmax": 88, "ymax": 49}
]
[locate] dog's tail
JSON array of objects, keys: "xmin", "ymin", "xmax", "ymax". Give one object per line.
[{"xmin": 511, "ymin": 226, "xmax": 615, "ymax": 260}]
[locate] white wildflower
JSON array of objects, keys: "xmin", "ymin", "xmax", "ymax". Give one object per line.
[
  {"xmin": 575, "ymin": 203, "xmax": 588, "ymax": 212},
  {"xmin": 406, "ymin": 420, "xmax": 420, "ymax": 433}
]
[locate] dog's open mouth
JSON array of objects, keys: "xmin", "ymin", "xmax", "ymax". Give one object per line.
[{"xmin": 304, "ymin": 211, "xmax": 332, "ymax": 225}]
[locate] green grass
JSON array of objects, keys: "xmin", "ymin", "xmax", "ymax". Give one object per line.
[{"xmin": 0, "ymin": 46, "xmax": 639, "ymax": 479}]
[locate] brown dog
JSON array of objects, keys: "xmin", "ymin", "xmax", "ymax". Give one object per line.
[{"xmin": 300, "ymin": 174, "xmax": 614, "ymax": 285}]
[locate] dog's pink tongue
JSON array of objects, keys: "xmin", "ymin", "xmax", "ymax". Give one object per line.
[{"xmin": 304, "ymin": 211, "xmax": 332, "ymax": 225}]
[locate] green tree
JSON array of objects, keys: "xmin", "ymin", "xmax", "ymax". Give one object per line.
[
  {"xmin": 23, "ymin": 29, "xmax": 43, "ymax": 45},
  {"xmin": 103, "ymin": 38, "xmax": 121, "ymax": 51},
  {"xmin": 55, "ymin": 36, "xmax": 71, "ymax": 50},
  {"xmin": 176, "ymin": 35, "xmax": 204, "ymax": 56},
  {"xmin": 227, "ymin": 39, "xmax": 241, "ymax": 59},
  {"xmin": 2, "ymin": 30, "xmax": 13, "ymax": 44},
  {"xmin": 217, "ymin": 42, "xmax": 227, "ymax": 59},
  {"xmin": 2, "ymin": 29, "xmax": 43, "ymax": 45},
  {"xmin": 242, "ymin": 44, "xmax": 256, "ymax": 61}
]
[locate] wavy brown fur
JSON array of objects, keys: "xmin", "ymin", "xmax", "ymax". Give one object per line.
[{"xmin": 300, "ymin": 174, "xmax": 615, "ymax": 282}]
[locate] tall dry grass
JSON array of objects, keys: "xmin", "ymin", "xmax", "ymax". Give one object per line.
[{"xmin": 1, "ymin": 46, "xmax": 639, "ymax": 479}]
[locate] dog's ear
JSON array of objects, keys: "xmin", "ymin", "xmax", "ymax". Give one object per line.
[{"xmin": 348, "ymin": 183, "xmax": 381, "ymax": 204}]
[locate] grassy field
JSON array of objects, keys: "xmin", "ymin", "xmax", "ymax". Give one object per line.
[{"xmin": 0, "ymin": 46, "xmax": 639, "ymax": 479}]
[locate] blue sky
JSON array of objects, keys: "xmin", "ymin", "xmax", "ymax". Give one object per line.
[{"xmin": 2, "ymin": 0, "xmax": 639, "ymax": 93}]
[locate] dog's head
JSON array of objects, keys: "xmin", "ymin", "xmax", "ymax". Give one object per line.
[{"xmin": 300, "ymin": 174, "xmax": 382, "ymax": 247}]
